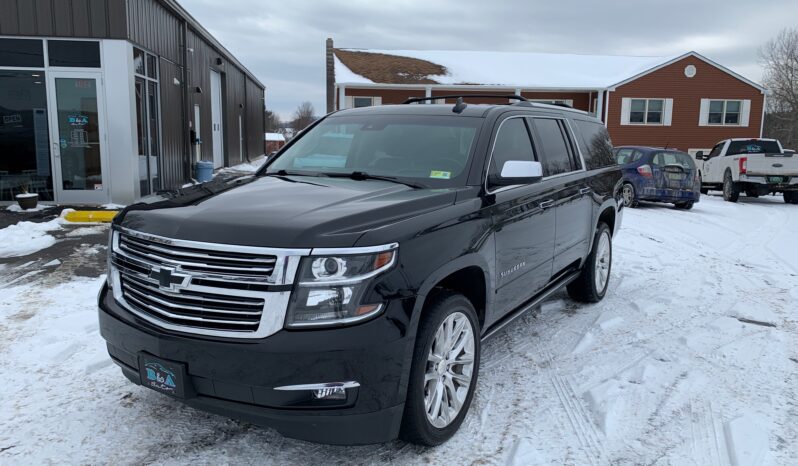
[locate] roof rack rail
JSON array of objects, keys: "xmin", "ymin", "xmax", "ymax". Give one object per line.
[{"xmin": 402, "ymin": 94, "xmax": 528, "ymax": 104}]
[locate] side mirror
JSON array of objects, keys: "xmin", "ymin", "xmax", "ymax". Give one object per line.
[{"xmin": 490, "ymin": 160, "xmax": 543, "ymax": 187}]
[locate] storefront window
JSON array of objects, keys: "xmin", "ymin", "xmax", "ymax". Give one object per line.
[
  {"xmin": 0, "ymin": 71, "xmax": 53, "ymax": 201},
  {"xmin": 48, "ymin": 40, "xmax": 101, "ymax": 68},
  {"xmin": 0, "ymin": 39, "xmax": 44, "ymax": 68},
  {"xmin": 133, "ymin": 48, "xmax": 161, "ymax": 195},
  {"xmin": 53, "ymin": 78, "xmax": 102, "ymax": 191}
]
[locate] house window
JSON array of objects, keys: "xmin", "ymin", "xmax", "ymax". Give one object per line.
[
  {"xmin": 353, "ymin": 97, "xmax": 375, "ymax": 108},
  {"xmin": 629, "ymin": 98, "xmax": 664, "ymax": 124},
  {"xmin": 708, "ymin": 99, "xmax": 741, "ymax": 125}
]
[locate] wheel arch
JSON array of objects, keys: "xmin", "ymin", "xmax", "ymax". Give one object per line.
[{"xmin": 411, "ymin": 256, "xmax": 491, "ymax": 331}]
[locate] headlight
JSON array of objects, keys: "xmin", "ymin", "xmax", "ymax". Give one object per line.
[
  {"xmin": 286, "ymin": 245, "xmax": 397, "ymax": 327},
  {"xmin": 106, "ymin": 229, "xmax": 117, "ymax": 288}
]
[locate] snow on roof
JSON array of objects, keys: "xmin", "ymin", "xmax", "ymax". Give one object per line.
[
  {"xmin": 264, "ymin": 133, "xmax": 285, "ymax": 142},
  {"xmin": 334, "ymin": 49, "xmax": 685, "ymax": 89}
]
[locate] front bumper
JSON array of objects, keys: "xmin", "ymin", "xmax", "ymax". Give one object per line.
[{"xmin": 98, "ymin": 284, "xmax": 414, "ymax": 445}]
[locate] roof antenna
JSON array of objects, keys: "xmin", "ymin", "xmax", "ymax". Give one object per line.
[
  {"xmin": 663, "ymin": 141, "xmax": 669, "ymax": 149},
  {"xmin": 452, "ymin": 97, "xmax": 467, "ymax": 114}
]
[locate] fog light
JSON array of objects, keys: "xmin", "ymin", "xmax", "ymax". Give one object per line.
[{"xmin": 313, "ymin": 386, "xmax": 347, "ymax": 400}]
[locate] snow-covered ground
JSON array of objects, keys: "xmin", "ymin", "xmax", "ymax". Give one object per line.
[{"xmin": 1, "ymin": 194, "xmax": 796, "ymax": 465}]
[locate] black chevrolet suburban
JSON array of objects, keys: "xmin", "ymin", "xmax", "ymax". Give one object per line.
[{"xmin": 98, "ymin": 97, "xmax": 623, "ymax": 446}]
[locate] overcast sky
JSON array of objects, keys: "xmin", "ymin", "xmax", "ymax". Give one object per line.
[{"xmin": 179, "ymin": 0, "xmax": 798, "ymax": 121}]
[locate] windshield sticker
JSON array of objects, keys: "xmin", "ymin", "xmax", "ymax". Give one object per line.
[{"xmin": 430, "ymin": 170, "xmax": 451, "ymax": 179}]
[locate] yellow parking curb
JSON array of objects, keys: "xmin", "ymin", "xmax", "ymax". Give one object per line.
[{"xmin": 63, "ymin": 210, "xmax": 118, "ymax": 223}]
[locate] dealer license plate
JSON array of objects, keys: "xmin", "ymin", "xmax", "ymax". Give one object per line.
[
  {"xmin": 138, "ymin": 353, "xmax": 190, "ymax": 398},
  {"xmin": 768, "ymin": 176, "xmax": 784, "ymax": 183}
]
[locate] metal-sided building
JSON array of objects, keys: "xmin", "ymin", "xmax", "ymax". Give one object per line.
[{"xmin": 0, "ymin": 0, "xmax": 265, "ymax": 205}]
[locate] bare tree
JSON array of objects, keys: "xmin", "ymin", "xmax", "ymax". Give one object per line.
[
  {"xmin": 760, "ymin": 28, "xmax": 798, "ymax": 148},
  {"xmin": 264, "ymin": 110, "xmax": 281, "ymax": 133},
  {"xmin": 291, "ymin": 101, "xmax": 316, "ymax": 131}
]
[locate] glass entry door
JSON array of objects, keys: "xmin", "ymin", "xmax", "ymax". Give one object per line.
[{"xmin": 46, "ymin": 71, "xmax": 109, "ymax": 204}]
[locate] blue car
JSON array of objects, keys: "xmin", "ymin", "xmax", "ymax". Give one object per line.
[{"xmin": 613, "ymin": 146, "xmax": 701, "ymax": 209}]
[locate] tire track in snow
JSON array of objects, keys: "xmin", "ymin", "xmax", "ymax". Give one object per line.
[
  {"xmin": 689, "ymin": 398, "xmax": 726, "ymax": 466},
  {"xmin": 536, "ymin": 343, "xmax": 606, "ymax": 465},
  {"xmin": 549, "ymin": 373, "xmax": 605, "ymax": 465}
]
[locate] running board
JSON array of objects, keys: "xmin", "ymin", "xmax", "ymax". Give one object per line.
[{"xmin": 481, "ymin": 270, "xmax": 581, "ymax": 341}]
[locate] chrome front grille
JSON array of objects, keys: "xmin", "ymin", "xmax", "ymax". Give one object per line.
[
  {"xmin": 118, "ymin": 232, "xmax": 278, "ymax": 281},
  {"xmin": 110, "ymin": 228, "xmax": 309, "ymax": 339}
]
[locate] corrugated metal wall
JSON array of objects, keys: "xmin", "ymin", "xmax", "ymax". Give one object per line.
[
  {"xmin": 246, "ymin": 78, "xmax": 265, "ymax": 157},
  {"xmin": 158, "ymin": 57, "xmax": 186, "ymax": 189},
  {"xmin": 125, "ymin": 0, "xmax": 182, "ymax": 64},
  {"xmin": 185, "ymin": 29, "xmax": 265, "ymax": 167},
  {"xmin": 0, "ymin": 0, "xmax": 127, "ymax": 38},
  {"xmin": 224, "ymin": 67, "xmax": 246, "ymax": 166}
]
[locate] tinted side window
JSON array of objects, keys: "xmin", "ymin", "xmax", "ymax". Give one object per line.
[
  {"xmin": 575, "ymin": 120, "xmax": 615, "ymax": 169},
  {"xmin": 707, "ymin": 143, "xmax": 724, "ymax": 158},
  {"xmin": 489, "ymin": 118, "xmax": 536, "ymax": 179},
  {"xmin": 532, "ymin": 118, "xmax": 574, "ymax": 176}
]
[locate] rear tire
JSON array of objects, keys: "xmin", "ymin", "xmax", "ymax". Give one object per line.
[
  {"xmin": 621, "ymin": 183, "xmax": 637, "ymax": 208},
  {"xmin": 567, "ymin": 222, "xmax": 612, "ymax": 303},
  {"xmin": 722, "ymin": 171, "xmax": 740, "ymax": 203},
  {"xmin": 785, "ymin": 192, "xmax": 798, "ymax": 204},
  {"xmin": 400, "ymin": 292, "xmax": 480, "ymax": 446}
]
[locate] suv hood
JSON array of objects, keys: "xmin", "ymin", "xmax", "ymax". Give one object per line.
[{"xmin": 118, "ymin": 175, "xmax": 458, "ymax": 248}]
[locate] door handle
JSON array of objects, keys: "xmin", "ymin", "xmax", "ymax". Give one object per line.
[
  {"xmin": 52, "ymin": 142, "xmax": 60, "ymax": 158},
  {"xmin": 539, "ymin": 200, "xmax": 554, "ymax": 209},
  {"xmin": 579, "ymin": 187, "xmax": 591, "ymax": 196}
]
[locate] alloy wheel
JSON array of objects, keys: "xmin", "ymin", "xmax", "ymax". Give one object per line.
[
  {"xmin": 594, "ymin": 230, "xmax": 611, "ymax": 292},
  {"xmin": 622, "ymin": 184, "xmax": 634, "ymax": 207},
  {"xmin": 424, "ymin": 311, "xmax": 475, "ymax": 428}
]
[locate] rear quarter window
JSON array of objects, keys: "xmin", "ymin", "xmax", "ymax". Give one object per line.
[{"xmin": 575, "ymin": 119, "xmax": 615, "ymax": 170}]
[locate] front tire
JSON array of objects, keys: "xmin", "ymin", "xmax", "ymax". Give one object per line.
[
  {"xmin": 723, "ymin": 171, "xmax": 740, "ymax": 202},
  {"xmin": 567, "ymin": 222, "xmax": 612, "ymax": 303},
  {"xmin": 675, "ymin": 201, "xmax": 694, "ymax": 210},
  {"xmin": 400, "ymin": 292, "xmax": 480, "ymax": 446},
  {"xmin": 785, "ymin": 192, "xmax": 798, "ymax": 204}
]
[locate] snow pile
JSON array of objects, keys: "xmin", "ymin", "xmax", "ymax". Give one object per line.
[
  {"xmin": 0, "ymin": 218, "xmax": 62, "ymax": 258},
  {"xmin": 6, "ymin": 203, "xmax": 54, "ymax": 213},
  {"xmin": 215, "ymin": 156, "xmax": 267, "ymax": 176}
]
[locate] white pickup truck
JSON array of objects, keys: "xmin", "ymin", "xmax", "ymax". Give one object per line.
[{"xmin": 695, "ymin": 138, "xmax": 798, "ymax": 203}]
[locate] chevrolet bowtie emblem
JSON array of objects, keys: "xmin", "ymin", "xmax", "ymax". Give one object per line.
[{"xmin": 148, "ymin": 266, "xmax": 189, "ymax": 291}]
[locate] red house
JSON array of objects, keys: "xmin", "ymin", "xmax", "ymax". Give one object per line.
[{"xmin": 325, "ymin": 39, "xmax": 766, "ymax": 156}]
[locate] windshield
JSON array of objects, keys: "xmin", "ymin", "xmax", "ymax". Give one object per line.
[
  {"xmin": 726, "ymin": 140, "xmax": 781, "ymax": 155},
  {"xmin": 263, "ymin": 114, "xmax": 482, "ymax": 186}
]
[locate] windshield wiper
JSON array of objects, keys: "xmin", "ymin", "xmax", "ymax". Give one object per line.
[{"xmin": 320, "ymin": 171, "xmax": 427, "ymax": 189}]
